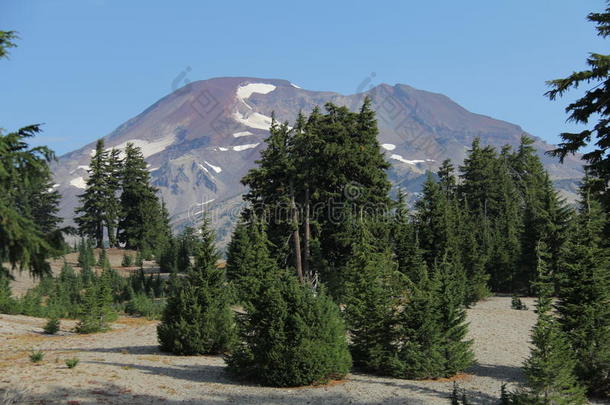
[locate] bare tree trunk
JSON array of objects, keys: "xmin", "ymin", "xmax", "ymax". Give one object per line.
[
  {"xmin": 290, "ymin": 188, "xmax": 304, "ymax": 284},
  {"xmin": 303, "ymin": 187, "xmax": 312, "ymax": 285}
]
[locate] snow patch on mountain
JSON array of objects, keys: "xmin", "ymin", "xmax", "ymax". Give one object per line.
[
  {"xmin": 290, "ymin": 83, "xmax": 301, "ymax": 89},
  {"xmin": 381, "ymin": 144, "xmax": 396, "ymax": 151},
  {"xmin": 237, "ymin": 83, "xmax": 277, "ymax": 100},
  {"xmin": 197, "ymin": 163, "xmax": 210, "ymax": 174},
  {"xmin": 218, "ymin": 147, "xmax": 229, "ymax": 151},
  {"xmin": 70, "ymin": 177, "xmax": 87, "ymax": 189},
  {"xmin": 233, "ymin": 143, "xmax": 259, "ymax": 151},
  {"xmin": 390, "ymin": 154, "xmax": 426, "ymax": 165},
  {"xmin": 233, "ymin": 131, "xmax": 253, "ymax": 138},
  {"xmin": 108, "ymin": 136, "xmax": 175, "ymax": 159},
  {"xmin": 233, "ymin": 111, "xmax": 274, "ymax": 130},
  {"xmin": 204, "ymin": 161, "xmax": 222, "ymax": 173}
]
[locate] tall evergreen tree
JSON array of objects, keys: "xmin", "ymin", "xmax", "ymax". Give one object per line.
[
  {"xmin": 0, "ymin": 125, "xmax": 65, "ymax": 276},
  {"xmin": 556, "ymin": 183, "xmax": 610, "ymax": 396},
  {"xmin": 0, "ymin": 32, "xmax": 66, "ymax": 277},
  {"xmin": 342, "ymin": 219, "xmax": 403, "ymax": 373},
  {"xmin": 241, "ymin": 99, "xmax": 392, "ymax": 295},
  {"xmin": 75, "ymin": 139, "xmax": 109, "ymax": 248},
  {"xmin": 118, "ymin": 142, "xmax": 165, "ymax": 251},
  {"xmin": 394, "ymin": 251, "xmax": 446, "ymax": 379},
  {"xmin": 157, "ymin": 217, "xmax": 236, "ymax": 355},
  {"xmin": 545, "ymin": 2, "xmax": 610, "ymax": 219},
  {"xmin": 434, "ymin": 253, "xmax": 475, "ymax": 375},
  {"xmin": 511, "ymin": 242, "xmax": 586, "ymax": 404},
  {"xmin": 225, "ymin": 215, "xmax": 279, "ymax": 303}
]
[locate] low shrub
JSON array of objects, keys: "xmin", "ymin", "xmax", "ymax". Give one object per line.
[
  {"xmin": 511, "ymin": 296, "xmax": 528, "ymax": 310},
  {"xmin": 121, "ymin": 254, "xmax": 133, "ymax": 267},
  {"xmin": 29, "ymin": 351, "xmax": 44, "ymax": 363},
  {"xmin": 65, "ymin": 358, "xmax": 79, "ymax": 368},
  {"xmin": 43, "ymin": 317, "xmax": 60, "ymax": 334}
]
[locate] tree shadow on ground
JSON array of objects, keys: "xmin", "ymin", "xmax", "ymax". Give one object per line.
[
  {"xmin": 351, "ymin": 371, "xmax": 502, "ymax": 405},
  {"xmin": 467, "ymin": 363, "xmax": 523, "ymax": 384},
  {"xmin": 7, "ymin": 380, "xmax": 427, "ymax": 405},
  {"xmin": 87, "ymin": 360, "xmax": 244, "ymax": 387}
]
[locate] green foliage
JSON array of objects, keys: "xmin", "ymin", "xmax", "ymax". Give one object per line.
[
  {"xmin": 545, "ymin": 3, "xmax": 610, "ymax": 211},
  {"xmin": 0, "ymin": 272, "xmax": 18, "ymax": 314},
  {"xmin": 555, "ymin": 188, "xmax": 610, "ymax": 397},
  {"xmin": 342, "ymin": 220, "xmax": 403, "ymax": 374},
  {"xmin": 134, "ymin": 250, "xmax": 143, "ymax": 267},
  {"xmin": 226, "ymin": 217, "xmax": 279, "ymax": 303},
  {"xmin": 510, "ymin": 242, "xmax": 587, "ymax": 405},
  {"xmin": 455, "ymin": 137, "xmax": 569, "ymax": 294},
  {"xmin": 121, "ymin": 253, "xmax": 133, "ymax": 267},
  {"xmin": 449, "ymin": 383, "xmax": 471, "ymax": 405},
  {"xmin": 75, "ymin": 268, "xmax": 117, "ymax": 333},
  {"xmin": 118, "ymin": 143, "xmax": 170, "ymax": 251},
  {"xmin": 0, "ymin": 30, "xmax": 18, "ymax": 59},
  {"xmin": 29, "ymin": 351, "xmax": 44, "ymax": 363},
  {"xmin": 241, "ymin": 99, "xmax": 392, "ymax": 293},
  {"xmin": 434, "ymin": 255, "xmax": 475, "ymax": 376},
  {"xmin": 157, "ymin": 219, "xmax": 236, "ymax": 355},
  {"xmin": 74, "ymin": 139, "xmax": 112, "ymax": 248},
  {"xmin": 43, "ymin": 317, "xmax": 60, "ymax": 334},
  {"xmin": 0, "ymin": 30, "xmax": 66, "ymax": 279},
  {"xmin": 511, "ymin": 296, "xmax": 528, "ymax": 310},
  {"xmin": 65, "ymin": 358, "xmax": 79, "ymax": 369},
  {"xmin": 124, "ymin": 293, "xmax": 164, "ymax": 319},
  {"xmin": 77, "ymin": 239, "xmax": 96, "ymax": 274},
  {"xmin": 227, "ymin": 272, "xmax": 351, "ymax": 387},
  {"xmin": 0, "ymin": 125, "xmax": 65, "ymax": 277},
  {"xmin": 97, "ymin": 248, "xmax": 110, "ymax": 269}
]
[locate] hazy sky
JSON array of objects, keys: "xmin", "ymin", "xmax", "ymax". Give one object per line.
[{"xmin": 1, "ymin": 0, "xmax": 607, "ymax": 155}]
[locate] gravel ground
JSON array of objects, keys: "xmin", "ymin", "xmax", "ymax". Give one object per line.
[{"xmin": 0, "ymin": 296, "xmax": 548, "ymax": 405}]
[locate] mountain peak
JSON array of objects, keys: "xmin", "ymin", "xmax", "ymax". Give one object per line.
[{"xmin": 52, "ymin": 77, "xmax": 583, "ymax": 246}]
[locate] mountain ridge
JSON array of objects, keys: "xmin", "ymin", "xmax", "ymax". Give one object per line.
[{"xmin": 51, "ymin": 77, "xmax": 584, "ymax": 246}]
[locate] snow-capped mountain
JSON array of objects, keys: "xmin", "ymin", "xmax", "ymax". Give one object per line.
[{"xmin": 52, "ymin": 77, "xmax": 584, "ymax": 245}]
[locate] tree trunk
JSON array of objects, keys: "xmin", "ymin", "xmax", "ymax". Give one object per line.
[
  {"xmin": 290, "ymin": 188, "xmax": 304, "ymax": 284},
  {"xmin": 303, "ymin": 187, "xmax": 312, "ymax": 285}
]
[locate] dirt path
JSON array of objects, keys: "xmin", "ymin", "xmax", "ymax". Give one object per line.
[{"xmin": 1, "ymin": 296, "xmax": 539, "ymax": 404}]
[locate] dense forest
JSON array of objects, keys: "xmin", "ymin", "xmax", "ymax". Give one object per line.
[{"xmin": 1, "ymin": 2, "xmax": 609, "ymax": 403}]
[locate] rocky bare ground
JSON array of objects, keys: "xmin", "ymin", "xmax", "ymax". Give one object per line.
[{"xmin": 0, "ymin": 296, "xmax": 542, "ymax": 405}]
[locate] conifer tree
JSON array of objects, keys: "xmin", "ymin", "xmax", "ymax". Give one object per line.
[
  {"xmin": 545, "ymin": 2, "xmax": 610, "ymax": 218},
  {"xmin": 77, "ymin": 239, "xmax": 95, "ymax": 270},
  {"xmin": 511, "ymin": 242, "xmax": 586, "ymax": 404},
  {"xmin": 157, "ymin": 217, "xmax": 236, "ymax": 355},
  {"xmin": 97, "ymin": 248, "xmax": 110, "ymax": 269},
  {"xmin": 227, "ymin": 271, "xmax": 351, "ymax": 387},
  {"xmin": 394, "ymin": 251, "xmax": 446, "ymax": 379},
  {"xmin": 0, "ymin": 34, "xmax": 65, "ymax": 277},
  {"xmin": 434, "ymin": 253, "xmax": 475, "ymax": 375},
  {"xmin": 226, "ymin": 216, "xmax": 279, "ymax": 303},
  {"xmin": 241, "ymin": 99, "xmax": 392, "ymax": 294},
  {"xmin": 392, "ymin": 191, "xmax": 419, "ymax": 277},
  {"xmin": 118, "ymin": 142, "xmax": 166, "ymax": 251},
  {"xmin": 75, "ymin": 139, "xmax": 109, "ymax": 248},
  {"xmin": 342, "ymin": 219, "xmax": 403, "ymax": 373},
  {"xmin": 556, "ymin": 183, "xmax": 610, "ymax": 396},
  {"xmin": 75, "ymin": 267, "xmax": 116, "ymax": 333}
]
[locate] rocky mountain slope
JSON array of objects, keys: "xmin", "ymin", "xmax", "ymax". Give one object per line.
[{"xmin": 51, "ymin": 77, "xmax": 584, "ymax": 245}]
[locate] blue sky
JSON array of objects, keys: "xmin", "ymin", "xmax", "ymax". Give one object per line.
[{"xmin": 1, "ymin": 0, "xmax": 607, "ymax": 155}]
